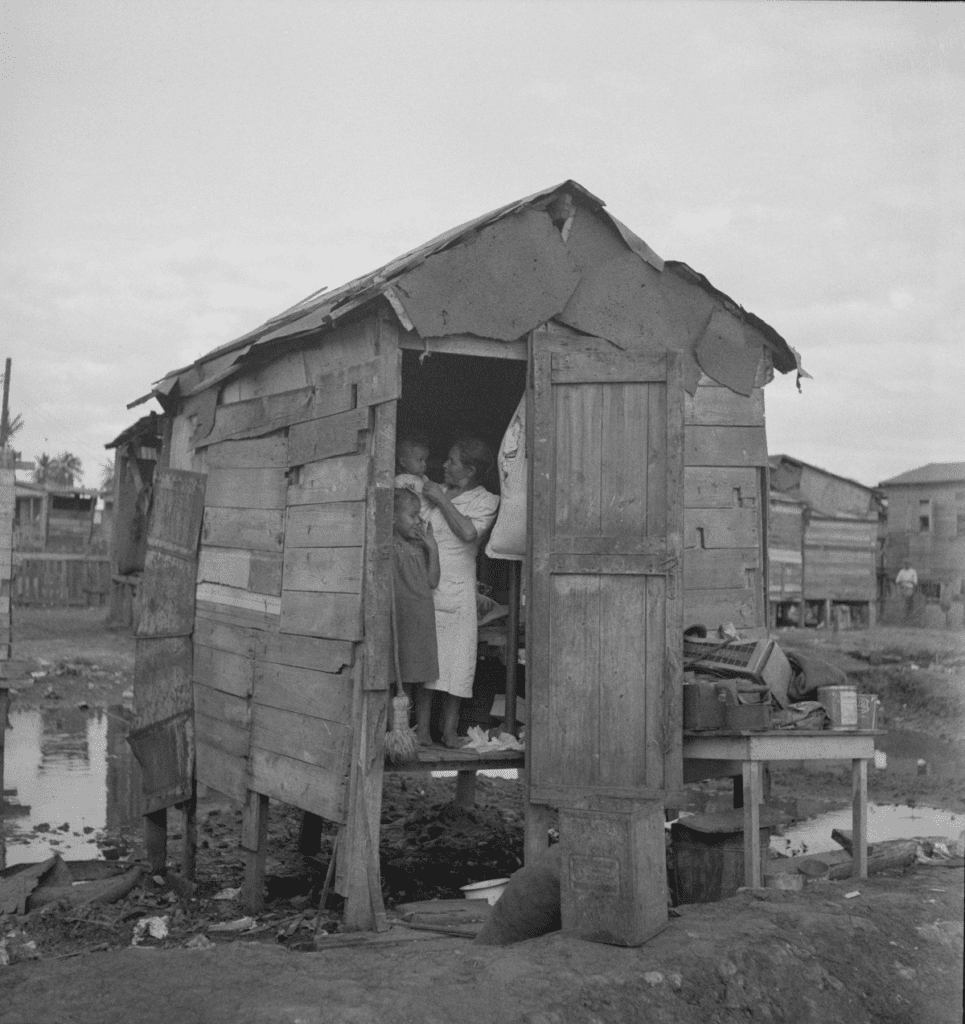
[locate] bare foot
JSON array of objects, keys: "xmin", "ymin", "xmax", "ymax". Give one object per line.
[
  {"xmin": 442, "ymin": 734, "xmax": 470, "ymax": 749},
  {"xmin": 415, "ymin": 732, "xmax": 434, "ymax": 747}
]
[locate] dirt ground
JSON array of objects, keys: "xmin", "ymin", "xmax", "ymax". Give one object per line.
[{"xmin": 1, "ymin": 608, "xmax": 963, "ymax": 1024}]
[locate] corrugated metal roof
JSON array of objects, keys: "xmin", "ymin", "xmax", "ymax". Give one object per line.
[
  {"xmin": 136, "ymin": 180, "xmax": 796, "ymax": 407},
  {"xmin": 879, "ymin": 462, "xmax": 965, "ymax": 487},
  {"xmin": 769, "ymin": 454, "xmax": 878, "ymax": 496}
]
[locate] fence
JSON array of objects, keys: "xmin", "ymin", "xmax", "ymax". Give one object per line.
[{"xmin": 11, "ymin": 553, "xmax": 112, "ymax": 607}]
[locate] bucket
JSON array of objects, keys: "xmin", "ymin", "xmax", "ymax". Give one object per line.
[
  {"xmin": 817, "ymin": 685, "xmax": 858, "ymax": 731},
  {"xmin": 856, "ymin": 693, "xmax": 878, "ymax": 731},
  {"xmin": 460, "ymin": 878, "xmax": 509, "ymax": 905}
]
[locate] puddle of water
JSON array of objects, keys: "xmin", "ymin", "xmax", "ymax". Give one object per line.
[
  {"xmin": 432, "ymin": 769, "xmax": 519, "ymax": 781},
  {"xmin": 2, "ymin": 704, "xmax": 141, "ymax": 867},
  {"xmin": 773, "ymin": 803, "xmax": 965, "ymax": 857}
]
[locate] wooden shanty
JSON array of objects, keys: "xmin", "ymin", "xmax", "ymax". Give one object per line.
[
  {"xmin": 129, "ymin": 181, "xmax": 798, "ymax": 938},
  {"xmin": 768, "ymin": 455, "xmax": 881, "ymax": 629}
]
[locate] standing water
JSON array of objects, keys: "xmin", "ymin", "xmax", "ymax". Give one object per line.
[{"xmin": 2, "ymin": 704, "xmax": 141, "ymax": 867}]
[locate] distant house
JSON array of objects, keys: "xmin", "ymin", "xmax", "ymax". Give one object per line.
[
  {"xmin": 768, "ymin": 455, "xmax": 881, "ymax": 628},
  {"xmin": 878, "ymin": 463, "xmax": 965, "ymax": 615},
  {"xmin": 11, "ymin": 483, "xmax": 113, "ymax": 606}
]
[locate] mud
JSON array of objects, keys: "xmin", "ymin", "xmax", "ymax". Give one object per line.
[{"xmin": 1, "ymin": 610, "xmax": 963, "ymax": 1023}]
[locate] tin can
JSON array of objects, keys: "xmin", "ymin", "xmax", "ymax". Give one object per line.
[
  {"xmin": 817, "ymin": 685, "xmax": 858, "ymax": 731},
  {"xmin": 857, "ymin": 693, "xmax": 878, "ymax": 730}
]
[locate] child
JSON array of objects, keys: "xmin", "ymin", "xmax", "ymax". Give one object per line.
[
  {"xmin": 394, "ymin": 434, "xmax": 432, "ymax": 519},
  {"xmin": 392, "ymin": 488, "xmax": 440, "ymax": 745}
]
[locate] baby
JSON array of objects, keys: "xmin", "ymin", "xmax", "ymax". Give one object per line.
[{"xmin": 394, "ymin": 433, "xmax": 432, "ymax": 519}]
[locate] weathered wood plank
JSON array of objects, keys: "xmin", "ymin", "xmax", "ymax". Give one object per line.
[
  {"xmin": 685, "ymin": 467, "xmax": 760, "ymax": 509},
  {"xmin": 192, "ymin": 644, "xmax": 254, "ymax": 699},
  {"xmin": 287, "ymin": 454, "xmax": 370, "ymax": 506},
  {"xmin": 684, "ymin": 507, "xmax": 760, "ymax": 550},
  {"xmin": 685, "ymin": 386, "xmax": 764, "ymax": 427},
  {"xmin": 250, "ymin": 704, "xmax": 351, "ymax": 772},
  {"xmin": 193, "ymin": 615, "xmax": 261, "ymax": 658},
  {"xmin": 201, "ymin": 508, "xmax": 285, "ymax": 552},
  {"xmin": 194, "ymin": 600, "xmax": 281, "ymax": 634},
  {"xmin": 196, "ymin": 583, "xmax": 281, "ymax": 617},
  {"xmin": 253, "ymin": 661, "xmax": 353, "ymax": 723},
  {"xmin": 201, "ymin": 381, "xmax": 353, "ymax": 448},
  {"xmin": 138, "ymin": 549, "xmax": 199, "ymax": 638},
  {"xmin": 133, "ymin": 636, "xmax": 193, "ymax": 731},
  {"xmin": 285, "ymin": 502, "xmax": 365, "ymax": 548},
  {"xmin": 282, "ymin": 546, "xmax": 363, "ymax": 594},
  {"xmin": 247, "ymin": 551, "xmax": 284, "ymax": 596},
  {"xmin": 684, "ymin": 548, "xmax": 760, "ymax": 590},
  {"xmin": 551, "ymin": 350, "xmax": 668, "ymax": 383},
  {"xmin": 204, "ymin": 468, "xmax": 288, "ymax": 510},
  {"xmin": 196, "ymin": 739, "xmax": 247, "ymax": 803},
  {"xmin": 287, "ymin": 407, "xmax": 370, "ymax": 467},
  {"xmin": 280, "ymin": 590, "xmax": 362, "ymax": 641},
  {"xmin": 203, "ymin": 436, "xmax": 289, "ymax": 469},
  {"xmin": 194, "ymin": 710, "xmax": 249, "ymax": 758},
  {"xmin": 197, "ymin": 548, "xmax": 252, "ymax": 590},
  {"xmin": 685, "ymin": 426, "xmax": 768, "ymax": 468},
  {"xmin": 194, "ymin": 681, "xmax": 251, "ymax": 730},
  {"xmin": 683, "ymin": 586, "xmax": 760, "ymax": 629},
  {"xmin": 248, "ymin": 748, "xmax": 347, "ymax": 823},
  {"xmin": 261, "ymin": 632, "xmax": 355, "ymax": 675}
]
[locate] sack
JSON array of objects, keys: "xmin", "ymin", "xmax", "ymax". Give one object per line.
[
  {"xmin": 485, "ymin": 397, "xmax": 527, "ymax": 561},
  {"xmin": 473, "ymin": 845, "xmax": 561, "ymax": 945}
]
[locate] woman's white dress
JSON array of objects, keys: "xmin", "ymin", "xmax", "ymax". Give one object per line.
[{"xmin": 424, "ymin": 485, "xmax": 499, "ymax": 698}]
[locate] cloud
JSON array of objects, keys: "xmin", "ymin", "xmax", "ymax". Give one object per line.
[{"xmin": 671, "ymin": 206, "xmax": 733, "ymax": 236}]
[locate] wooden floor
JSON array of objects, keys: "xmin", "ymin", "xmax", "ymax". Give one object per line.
[{"xmin": 385, "ymin": 745, "xmax": 525, "ymax": 773}]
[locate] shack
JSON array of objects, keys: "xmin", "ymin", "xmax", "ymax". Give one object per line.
[
  {"xmin": 769, "ymin": 454, "xmax": 881, "ymax": 628},
  {"xmin": 130, "ymin": 181, "xmax": 799, "ymax": 937}
]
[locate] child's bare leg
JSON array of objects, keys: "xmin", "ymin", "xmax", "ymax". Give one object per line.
[
  {"xmin": 415, "ymin": 686, "xmax": 434, "ymax": 745},
  {"xmin": 441, "ymin": 694, "xmax": 467, "ymax": 748}
]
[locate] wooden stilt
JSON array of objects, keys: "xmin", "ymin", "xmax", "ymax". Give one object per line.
[
  {"xmin": 852, "ymin": 758, "xmax": 868, "ymax": 879},
  {"xmin": 453, "ymin": 771, "xmax": 477, "ymax": 809},
  {"xmin": 742, "ymin": 761, "xmax": 763, "ymax": 888},
  {"xmin": 181, "ymin": 782, "xmax": 197, "ymax": 881},
  {"xmin": 242, "ymin": 791, "xmax": 269, "ymax": 913},
  {"xmin": 144, "ymin": 809, "xmax": 168, "ymax": 876}
]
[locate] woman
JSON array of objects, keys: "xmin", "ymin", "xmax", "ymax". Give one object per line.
[{"xmin": 420, "ymin": 436, "xmax": 499, "ymax": 748}]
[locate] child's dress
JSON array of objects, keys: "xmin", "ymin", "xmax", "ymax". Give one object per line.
[{"xmin": 392, "ymin": 535, "xmax": 439, "ymax": 683}]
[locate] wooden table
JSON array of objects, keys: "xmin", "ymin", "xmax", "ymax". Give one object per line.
[{"xmin": 682, "ymin": 730, "xmax": 878, "ymax": 888}]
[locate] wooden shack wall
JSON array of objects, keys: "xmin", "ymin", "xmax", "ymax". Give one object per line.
[
  {"xmin": 683, "ymin": 379, "xmax": 768, "ymax": 633},
  {"xmin": 803, "ymin": 516, "xmax": 877, "ymax": 602},
  {"xmin": 166, "ymin": 313, "xmax": 397, "ymax": 827},
  {"xmin": 767, "ymin": 497, "xmax": 804, "ymax": 604}
]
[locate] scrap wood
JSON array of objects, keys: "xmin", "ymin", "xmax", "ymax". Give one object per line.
[
  {"xmin": 30, "ymin": 864, "xmax": 142, "ymax": 912},
  {"xmin": 0, "ymin": 856, "xmax": 59, "ymax": 915},
  {"xmin": 764, "ymin": 839, "xmax": 918, "ymax": 882}
]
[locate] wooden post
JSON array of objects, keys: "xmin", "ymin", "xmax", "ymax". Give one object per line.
[
  {"xmin": 852, "ymin": 758, "xmax": 868, "ymax": 878},
  {"xmin": 180, "ymin": 782, "xmax": 197, "ymax": 882},
  {"xmin": 0, "ymin": 357, "xmax": 11, "ymax": 448},
  {"xmin": 741, "ymin": 761, "xmax": 763, "ymax": 888},
  {"xmin": 144, "ymin": 808, "xmax": 167, "ymax": 875},
  {"xmin": 867, "ymin": 598, "xmax": 877, "ymax": 629},
  {"xmin": 453, "ymin": 771, "xmax": 477, "ymax": 809},
  {"xmin": 242, "ymin": 791, "xmax": 269, "ymax": 913},
  {"xmin": 0, "ymin": 686, "xmax": 7, "ymax": 871},
  {"xmin": 502, "ymin": 560, "xmax": 520, "ymax": 735}
]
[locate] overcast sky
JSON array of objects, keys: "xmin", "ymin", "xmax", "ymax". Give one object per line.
[{"xmin": 1, "ymin": 1, "xmax": 961, "ymax": 490}]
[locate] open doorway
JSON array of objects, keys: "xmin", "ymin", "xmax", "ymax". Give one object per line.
[{"xmin": 396, "ymin": 349, "xmax": 528, "ymax": 740}]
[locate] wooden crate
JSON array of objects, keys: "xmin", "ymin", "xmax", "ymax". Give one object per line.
[{"xmin": 559, "ymin": 799, "xmax": 667, "ymax": 947}]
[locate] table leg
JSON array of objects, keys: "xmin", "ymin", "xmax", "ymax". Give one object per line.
[
  {"xmin": 851, "ymin": 758, "xmax": 868, "ymax": 878},
  {"xmin": 742, "ymin": 761, "xmax": 762, "ymax": 888}
]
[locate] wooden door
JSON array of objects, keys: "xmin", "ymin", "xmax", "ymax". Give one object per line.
[
  {"xmin": 130, "ymin": 469, "xmax": 206, "ymax": 812},
  {"xmin": 528, "ymin": 335, "xmax": 684, "ymax": 805}
]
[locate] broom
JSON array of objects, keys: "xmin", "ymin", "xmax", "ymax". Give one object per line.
[{"xmin": 384, "ymin": 576, "xmax": 419, "ymax": 763}]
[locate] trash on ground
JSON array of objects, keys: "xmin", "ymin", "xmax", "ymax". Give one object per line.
[{"xmin": 131, "ymin": 915, "xmax": 170, "ymax": 945}]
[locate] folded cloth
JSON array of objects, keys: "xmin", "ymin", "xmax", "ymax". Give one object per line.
[{"xmin": 464, "ymin": 725, "xmax": 525, "ymax": 753}]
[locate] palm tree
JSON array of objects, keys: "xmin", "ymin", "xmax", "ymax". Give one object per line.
[
  {"xmin": 33, "ymin": 453, "xmax": 53, "ymax": 485},
  {"xmin": 53, "ymin": 452, "xmax": 83, "ymax": 488}
]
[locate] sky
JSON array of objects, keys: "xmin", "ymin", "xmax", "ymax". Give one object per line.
[{"xmin": 1, "ymin": 0, "xmax": 962, "ymax": 490}]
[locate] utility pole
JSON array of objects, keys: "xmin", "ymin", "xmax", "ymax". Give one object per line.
[{"xmin": 0, "ymin": 357, "xmax": 10, "ymax": 449}]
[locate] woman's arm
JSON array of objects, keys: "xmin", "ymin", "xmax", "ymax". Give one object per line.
[
  {"xmin": 422, "ymin": 481, "xmax": 477, "ymax": 543},
  {"xmin": 421, "ymin": 522, "xmax": 441, "ymax": 589}
]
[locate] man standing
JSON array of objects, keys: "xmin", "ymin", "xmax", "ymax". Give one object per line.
[{"xmin": 895, "ymin": 560, "xmax": 918, "ymax": 616}]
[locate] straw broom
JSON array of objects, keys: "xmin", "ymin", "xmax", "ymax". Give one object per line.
[{"xmin": 384, "ymin": 576, "xmax": 419, "ymax": 763}]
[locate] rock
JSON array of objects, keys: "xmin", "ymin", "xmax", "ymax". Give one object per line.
[
  {"xmin": 717, "ymin": 958, "xmax": 738, "ymax": 979},
  {"xmin": 643, "ymin": 971, "xmax": 664, "ymax": 986}
]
